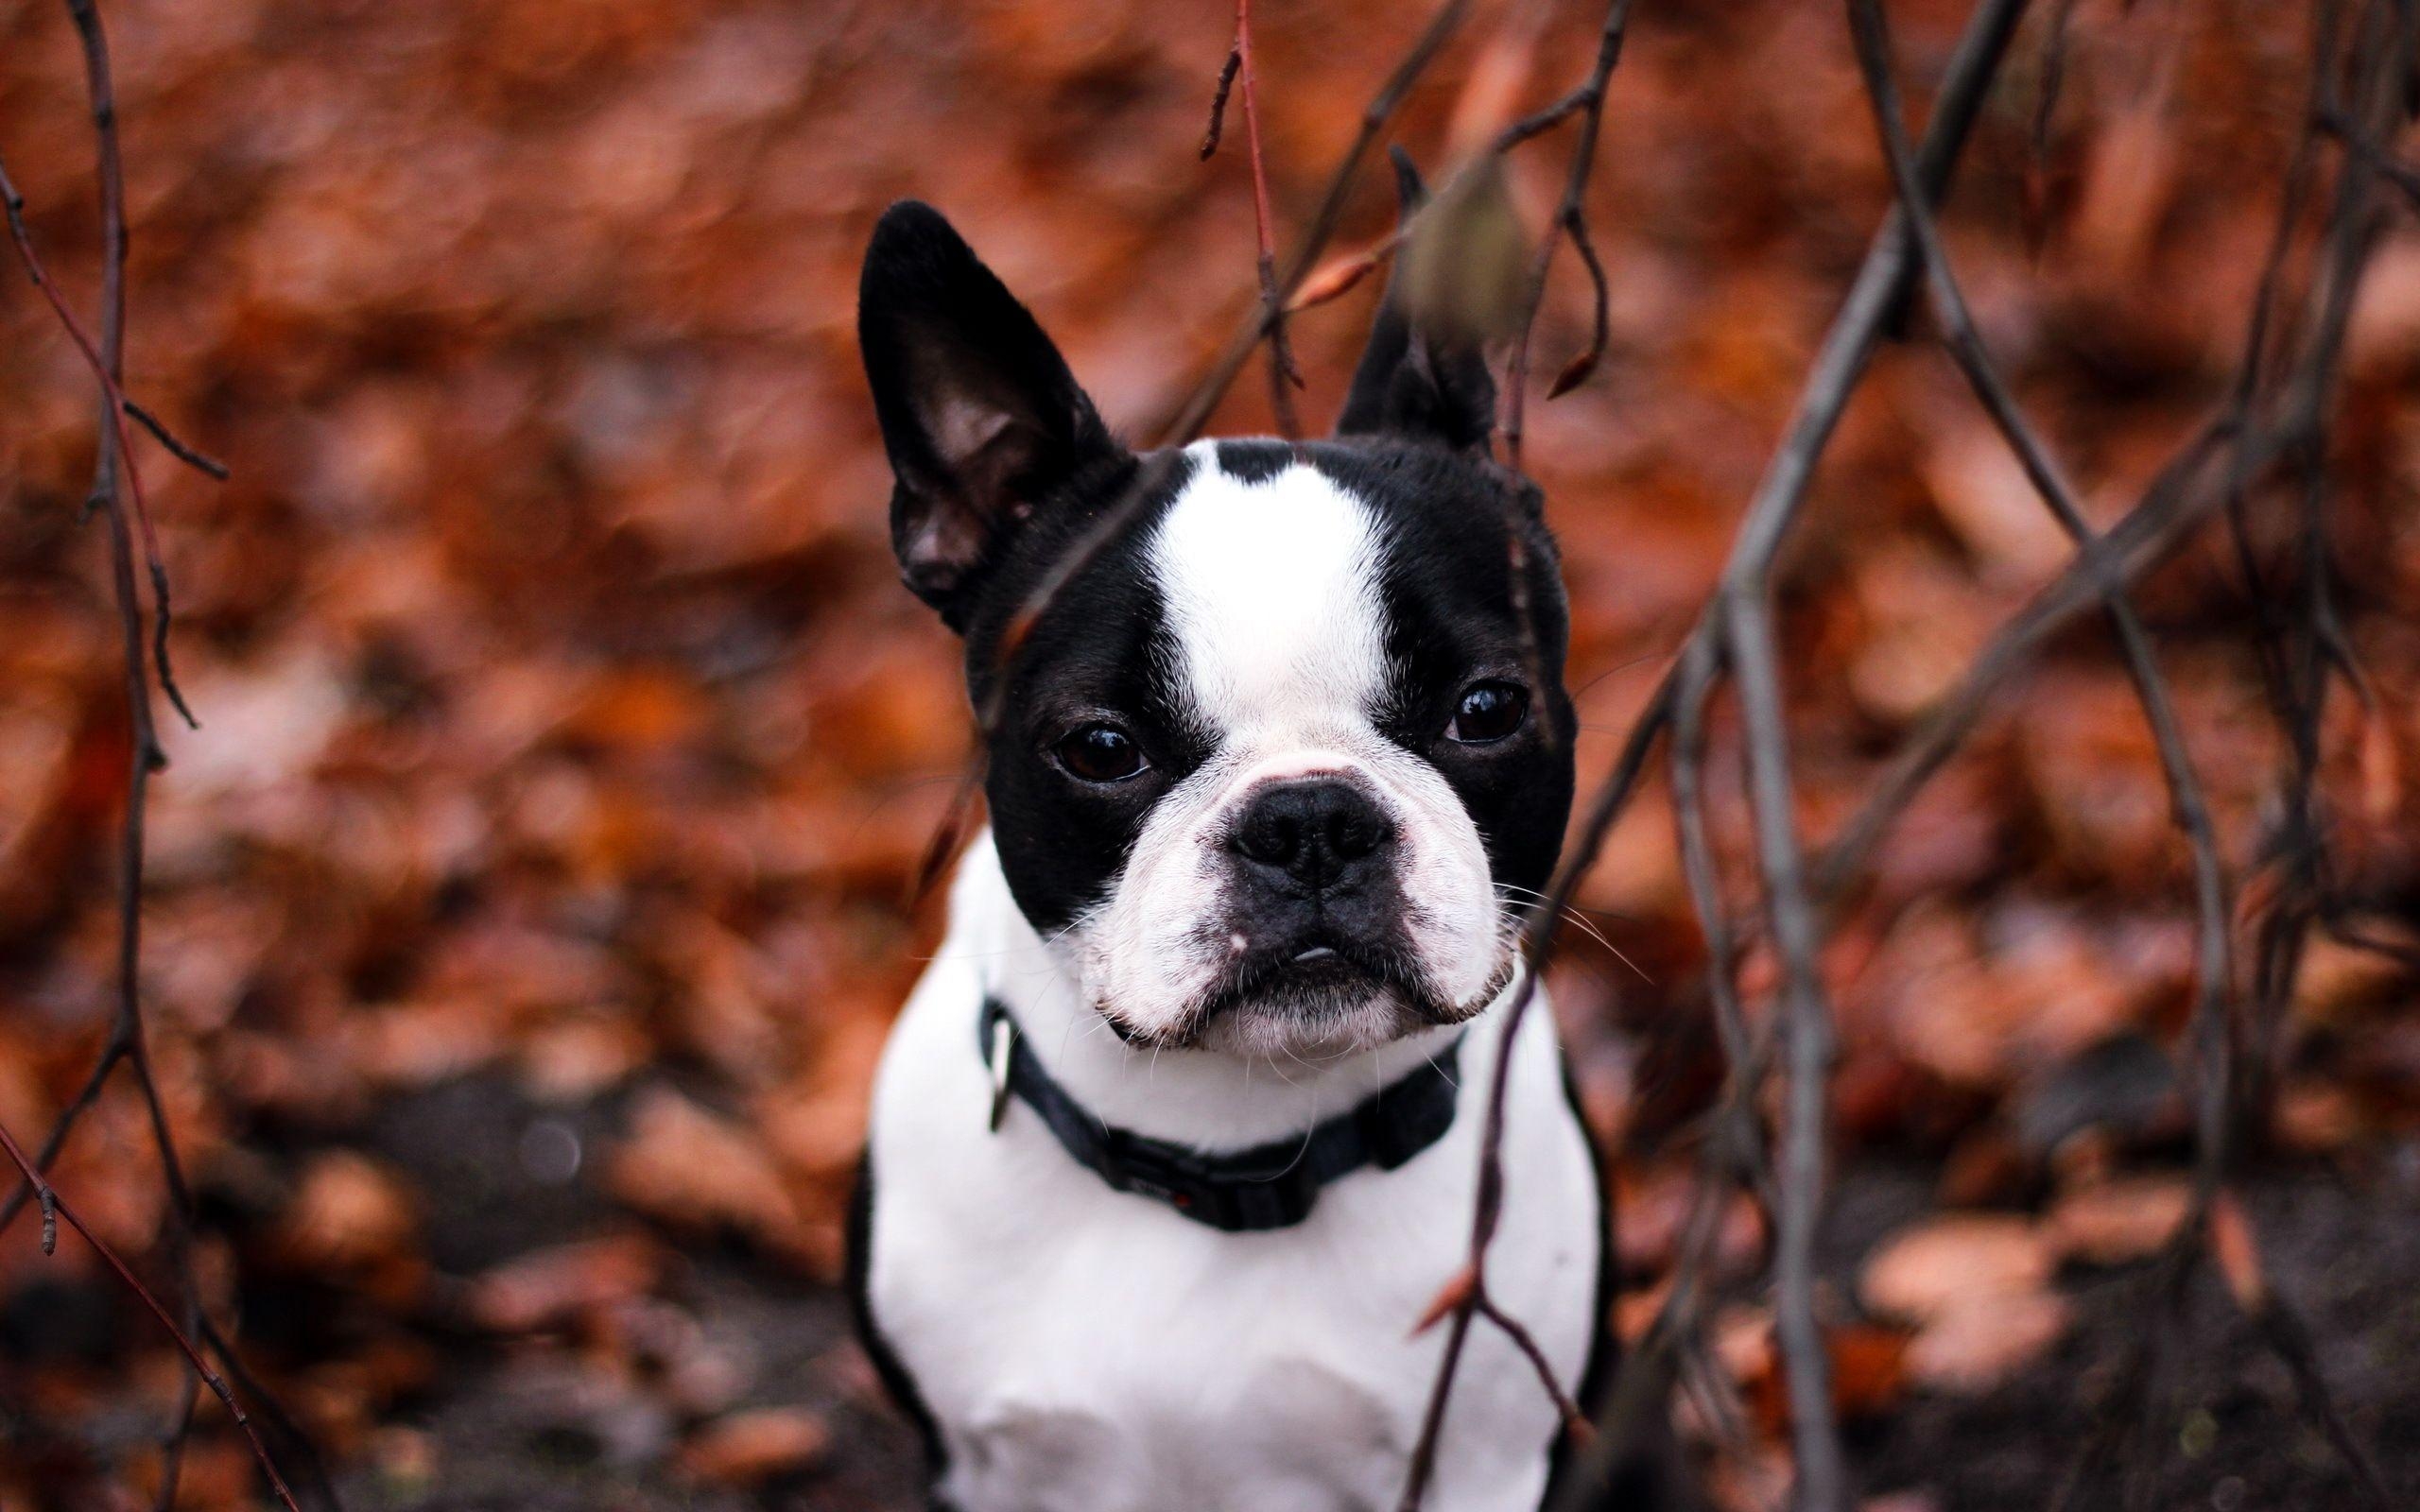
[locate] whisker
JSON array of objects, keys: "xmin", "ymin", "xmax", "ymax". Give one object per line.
[{"xmin": 1568, "ymin": 644, "xmax": 1671, "ymax": 705}]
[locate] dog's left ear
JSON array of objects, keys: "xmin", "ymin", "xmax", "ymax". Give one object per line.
[
  {"xmin": 859, "ymin": 200, "xmax": 1124, "ymax": 630},
  {"xmin": 1335, "ymin": 152, "xmax": 1498, "ymax": 455}
]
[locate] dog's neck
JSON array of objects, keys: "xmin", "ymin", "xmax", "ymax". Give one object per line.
[{"xmin": 944, "ymin": 832, "xmax": 1481, "ymax": 1149}]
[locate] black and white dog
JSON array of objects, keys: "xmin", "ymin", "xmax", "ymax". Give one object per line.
[{"xmin": 849, "ymin": 192, "xmax": 1606, "ymax": 1512}]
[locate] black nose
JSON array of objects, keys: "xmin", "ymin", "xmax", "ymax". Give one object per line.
[{"xmin": 1230, "ymin": 779, "xmax": 1396, "ymax": 893}]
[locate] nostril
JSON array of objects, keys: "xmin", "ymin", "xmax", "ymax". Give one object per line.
[
  {"xmin": 1326, "ymin": 808, "xmax": 1393, "ymax": 862},
  {"xmin": 1234, "ymin": 810, "xmax": 1302, "ymax": 868}
]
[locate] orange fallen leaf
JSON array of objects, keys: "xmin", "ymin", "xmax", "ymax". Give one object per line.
[
  {"xmin": 1903, "ymin": 1291, "xmax": 2071, "ymax": 1391},
  {"xmin": 1861, "ymin": 1215, "xmax": 2052, "ymax": 1324},
  {"xmin": 2209, "ymin": 1193, "xmax": 2266, "ymax": 1312},
  {"xmin": 467, "ymin": 1233, "xmax": 663, "ymax": 1334},
  {"xmin": 276, "ymin": 1151, "xmax": 421, "ymax": 1271},
  {"xmin": 1829, "ymin": 1323, "xmax": 1912, "ymax": 1420},
  {"xmin": 1411, "ymin": 1262, "xmax": 1478, "ymax": 1337},
  {"xmin": 606, "ymin": 1087, "xmax": 813, "ymax": 1259},
  {"xmin": 2046, "ymin": 1177, "xmax": 2190, "ymax": 1265},
  {"xmin": 679, "ymin": 1406, "xmax": 830, "ymax": 1486}
]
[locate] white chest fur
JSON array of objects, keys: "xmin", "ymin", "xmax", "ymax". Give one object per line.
[{"xmin": 862, "ymin": 841, "xmax": 1603, "ymax": 1512}]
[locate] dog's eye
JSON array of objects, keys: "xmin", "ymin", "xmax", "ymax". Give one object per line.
[
  {"xmin": 1054, "ymin": 723, "xmax": 1149, "ymax": 782},
  {"xmin": 1446, "ymin": 681, "xmax": 1529, "ymax": 744}
]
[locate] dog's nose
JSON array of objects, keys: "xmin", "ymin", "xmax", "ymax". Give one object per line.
[{"xmin": 1230, "ymin": 779, "xmax": 1396, "ymax": 893}]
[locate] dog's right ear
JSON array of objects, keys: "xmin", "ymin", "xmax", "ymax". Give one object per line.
[{"xmin": 858, "ymin": 201, "xmax": 1123, "ymax": 631}]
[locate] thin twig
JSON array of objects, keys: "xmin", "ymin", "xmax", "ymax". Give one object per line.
[
  {"xmin": 1394, "ymin": 671, "xmax": 1671, "ymax": 1512},
  {"xmin": 1154, "ymin": 0, "xmax": 1474, "ymax": 444},
  {"xmin": 1671, "ymin": 640, "xmax": 1751, "ymax": 1084},
  {"xmin": 0, "ymin": 178, "xmax": 223, "ymax": 488},
  {"xmin": 121, "ymin": 396, "xmax": 229, "ymax": 479},
  {"xmin": 1206, "ymin": 0, "xmax": 1305, "ymax": 435},
  {"xmin": 1400, "ymin": 1279, "xmax": 1481, "ymax": 1511},
  {"xmin": 1547, "ymin": 205, "xmax": 1611, "ymax": 399},
  {"xmin": 0, "ymin": 167, "xmax": 197, "ymax": 732},
  {"xmin": 1499, "ymin": 0, "xmax": 1632, "ymax": 473},
  {"xmin": 1241, "ymin": 0, "xmax": 1303, "ymax": 434},
  {"xmin": 1475, "ymin": 1290, "xmax": 1590, "ymax": 1439},
  {"xmin": 2315, "ymin": 104, "xmax": 2420, "ymax": 210},
  {"xmin": 1201, "ymin": 45, "xmax": 1242, "ymax": 160},
  {"xmin": 1493, "ymin": 0, "xmax": 1635, "ymax": 769},
  {"xmin": 0, "ymin": 1118, "xmax": 302, "ymax": 1512}
]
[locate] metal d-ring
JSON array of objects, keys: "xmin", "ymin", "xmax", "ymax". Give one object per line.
[{"xmin": 986, "ymin": 1013, "xmax": 1014, "ymax": 1133}]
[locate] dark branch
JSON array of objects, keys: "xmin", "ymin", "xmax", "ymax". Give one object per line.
[
  {"xmin": 0, "ymin": 1117, "xmax": 302, "ymax": 1512},
  {"xmin": 124, "ymin": 397, "xmax": 230, "ymax": 480},
  {"xmin": 1499, "ymin": 0, "xmax": 1633, "ymax": 473},
  {"xmin": 1153, "ymin": 0, "xmax": 1474, "ymax": 444},
  {"xmin": 1201, "ymin": 45, "xmax": 1242, "ymax": 160}
]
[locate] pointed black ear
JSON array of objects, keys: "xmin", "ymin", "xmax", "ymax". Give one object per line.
[
  {"xmin": 1335, "ymin": 150, "xmax": 1498, "ymax": 455},
  {"xmin": 859, "ymin": 201, "xmax": 1123, "ymax": 629}
]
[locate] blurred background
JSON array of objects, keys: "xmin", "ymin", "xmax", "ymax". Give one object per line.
[{"xmin": 3, "ymin": 0, "xmax": 2417, "ymax": 1507}]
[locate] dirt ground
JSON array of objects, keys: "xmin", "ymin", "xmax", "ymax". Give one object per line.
[{"xmin": 248, "ymin": 1074, "xmax": 2420, "ymax": 1512}]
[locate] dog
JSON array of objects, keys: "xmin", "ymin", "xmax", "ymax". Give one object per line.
[{"xmin": 848, "ymin": 185, "xmax": 1607, "ymax": 1512}]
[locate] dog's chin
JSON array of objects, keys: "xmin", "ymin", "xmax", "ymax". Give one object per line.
[
  {"xmin": 1102, "ymin": 946, "xmax": 1513, "ymax": 1061},
  {"xmin": 1189, "ymin": 981, "xmax": 1429, "ymax": 1060}
]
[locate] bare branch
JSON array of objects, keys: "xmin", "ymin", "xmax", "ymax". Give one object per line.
[
  {"xmin": 123, "ymin": 396, "xmax": 229, "ymax": 479},
  {"xmin": 1201, "ymin": 44, "xmax": 1242, "ymax": 160},
  {"xmin": 1721, "ymin": 581, "xmax": 1847, "ymax": 1512},
  {"xmin": 1474, "ymin": 1291, "xmax": 1589, "ymax": 1442},
  {"xmin": 1153, "ymin": 0, "xmax": 1474, "ymax": 444},
  {"xmin": 0, "ymin": 7, "xmax": 323, "ymax": 1508},
  {"xmin": 1545, "ymin": 206, "xmax": 1610, "ymax": 400},
  {"xmin": 1500, "ymin": 0, "xmax": 1633, "ymax": 472},
  {"xmin": 0, "ymin": 1118, "xmax": 302, "ymax": 1512},
  {"xmin": 1216, "ymin": 0, "xmax": 1305, "ymax": 435}
]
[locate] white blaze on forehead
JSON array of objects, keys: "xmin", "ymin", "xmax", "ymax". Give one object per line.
[{"xmin": 1149, "ymin": 445, "xmax": 1390, "ymax": 732}]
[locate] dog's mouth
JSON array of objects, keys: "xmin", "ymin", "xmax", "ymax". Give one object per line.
[{"xmin": 1101, "ymin": 928, "xmax": 1470, "ymax": 1055}]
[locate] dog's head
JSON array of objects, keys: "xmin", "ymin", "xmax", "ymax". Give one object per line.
[{"xmin": 859, "ymin": 199, "xmax": 1574, "ymax": 1060}]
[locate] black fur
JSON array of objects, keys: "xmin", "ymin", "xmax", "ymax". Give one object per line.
[
  {"xmin": 858, "ymin": 201, "xmax": 1125, "ymax": 629},
  {"xmin": 959, "ymin": 447, "xmax": 1205, "ymax": 937},
  {"xmin": 1212, "ymin": 437, "xmax": 1296, "ymax": 484}
]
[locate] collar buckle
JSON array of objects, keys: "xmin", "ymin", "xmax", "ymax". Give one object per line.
[
  {"xmin": 1100, "ymin": 1130, "xmax": 1217, "ymax": 1220},
  {"xmin": 984, "ymin": 1013, "xmax": 1014, "ymax": 1133}
]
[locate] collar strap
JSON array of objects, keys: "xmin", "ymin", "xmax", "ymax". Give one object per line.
[{"xmin": 977, "ymin": 998, "xmax": 1462, "ymax": 1232}]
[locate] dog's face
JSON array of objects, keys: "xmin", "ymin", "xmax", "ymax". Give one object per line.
[{"xmin": 859, "ymin": 201, "xmax": 1574, "ymax": 1060}]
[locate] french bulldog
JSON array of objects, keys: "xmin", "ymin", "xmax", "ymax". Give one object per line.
[{"xmin": 848, "ymin": 189, "xmax": 1606, "ymax": 1512}]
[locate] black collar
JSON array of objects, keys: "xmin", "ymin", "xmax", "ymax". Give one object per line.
[{"xmin": 978, "ymin": 997, "xmax": 1463, "ymax": 1232}]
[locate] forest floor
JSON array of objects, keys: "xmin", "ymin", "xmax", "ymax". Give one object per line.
[{"xmin": 300, "ymin": 1073, "xmax": 2420, "ymax": 1512}]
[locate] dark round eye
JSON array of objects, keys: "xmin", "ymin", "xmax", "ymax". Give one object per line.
[
  {"xmin": 1054, "ymin": 723, "xmax": 1149, "ymax": 782},
  {"xmin": 1446, "ymin": 681, "xmax": 1530, "ymax": 744}
]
